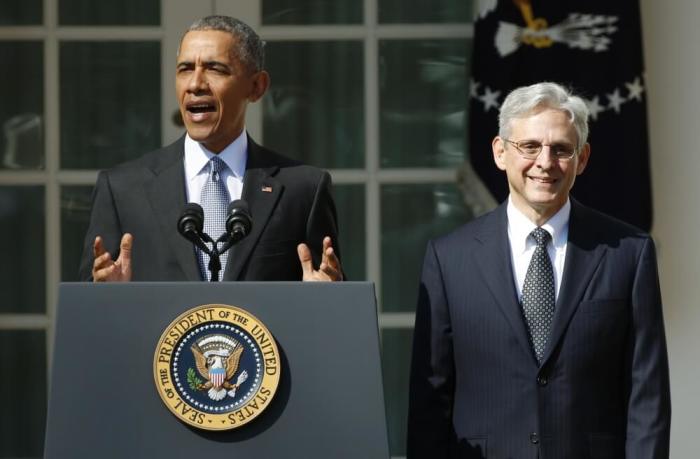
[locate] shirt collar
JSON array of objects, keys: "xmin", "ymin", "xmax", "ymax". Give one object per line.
[
  {"xmin": 184, "ymin": 130, "xmax": 248, "ymax": 181},
  {"xmin": 507, "ymin": 197, "xmax": 571, "ymax": 254}
]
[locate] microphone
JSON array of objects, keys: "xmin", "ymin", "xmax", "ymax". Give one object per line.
[
  {"xmin": 177, "ymin": 203, "xmax": 210, "ymax": 250},
  {"xmin": 226, "ymin": 199, "xmax": 252, "ymax": 243}
]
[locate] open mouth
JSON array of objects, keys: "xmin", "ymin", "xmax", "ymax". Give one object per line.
[{"xmin": 186, "ymin": 102, "xmax": 216, "ymax": 114}]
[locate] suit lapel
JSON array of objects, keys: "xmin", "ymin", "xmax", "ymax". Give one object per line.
[
  {"xmin": 224, "ymin": 138, "xmax": 283, "ymax": 280},
  {"xmin": 541, "ymin": 200, "xmax": 607, "ymax": 364},
  {"xmin": 474, "ymin": 203, "xmax": 535, "ymax": 361},
  {"xmin": 145, "ymin": 137, "xmax": 202, "ymax": 281}
]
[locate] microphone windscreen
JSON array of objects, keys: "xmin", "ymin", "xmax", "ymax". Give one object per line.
[
  {"xmin": 178, "ymin": 202, "xmax": 204, "ymax": 235},
  {"xmin": 226, "ymin": 199, "xmax": 252, "ymax": 236},
  {"xmin": 227, "ymin": 199, "xmax": 249, "ymax": 216}
]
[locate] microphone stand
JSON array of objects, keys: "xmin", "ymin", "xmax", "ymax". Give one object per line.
[
  {"xmin": 203, "ymin": 233, "xmax": 223, "ymax": 282},
  {"xmin": 205, "ymin": 232, "xmax": 244, "ymax": 282},
  {"xmin": 179, "ymin": 225, "xmax": 221, "ymax": 281},
  {"xmin": 185, "ymin": 231, "xmax": 243, "ymax": 282},
  {"xmin": 177, "ymin": 203, "xmax": 247, "ymax": 282}
]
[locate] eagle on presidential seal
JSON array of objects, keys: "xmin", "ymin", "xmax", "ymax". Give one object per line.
[{"xmin": 190, "ymin": 334, "xmax": 249, "ymax": 401}]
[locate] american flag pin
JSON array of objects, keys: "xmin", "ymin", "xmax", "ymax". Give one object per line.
[{"xmin": 261, "ymin": 186, "xmax": 273, "ymax": 192}]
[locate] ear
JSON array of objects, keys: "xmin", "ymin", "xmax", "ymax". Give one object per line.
[
  {"xmin": 575, "ymin": 142, "xmax": 591, "ymax": 175},
  {"xmin": 492, "ymin": 136, "xmax": 507, "ymax": 171},
  {"xmin": 248, "ymin": 70, "xmax": 270, "ymax": 102}
]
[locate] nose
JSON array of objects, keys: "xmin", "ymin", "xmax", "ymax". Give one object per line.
[
  {"xmin": 535, "ymin": 145, "xmax": 555, "ymax": 169},
  {"xmin": 187, "ymin": 67, "xmax": 208, "ymax": 93}
]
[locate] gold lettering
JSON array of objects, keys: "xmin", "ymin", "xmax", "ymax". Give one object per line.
[
  {"xmin": 158, "ymin": 345, "xmax": 172, "ymax": 363},
  {"xmin": 195, "ymin": 310, "xmax": 209, "ymax": 323},
  {"xmin": 252, "ymin": 325, "xmax": 270, "ymax": 346},
  {"xmin": 159, "ymin": 368, "xmax": 170, "ymax": 385},
  {"xmin": 233, "ymin": 313, "xmax": 248, "ymax": 326},
  {"xmin": 264, "ymin": 347, "xmax": 278, "ymax": 375}
]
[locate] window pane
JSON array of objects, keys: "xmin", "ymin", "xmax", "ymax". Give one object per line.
[
  {"xmin": 263, "ymin": 0, "xmax": 361, "ymax": 24},
  {"xmin": 263, "ymin": 41, "xmax": 364, "ymax": 169},
  {"xmin": 381, "ymin": 184, "xmax": 470, "ymax": 312},
  {"xmin": 0, "ymin": 186, "xmax": 45, "ymax": 313},
  {"xmin": 0, "ymin": 41, "xmax": 44, "ymax": 170},
  {"xmin": 0, "ymin": 0, "xmax": 42, "ymax": 25},
  {"xmin": 334, "ymin": 184, "xmax": 365, "ymax": 281},
  {"xmin": 0, "ymin": 330, "xmax": 46, "ymax": 458},
  {"xmin": 59, "ymin": 0, "xmax": 159, "ymax": 25},
  {"xmin": 380, "ymin": 39, "xmax": 470, "ymax": 168},
  {"xmin": 60, "ymin": 41, "xmax": 161, "ymax": 170},
  {"xmin": 61, "ymin": 186, "xmax": 94, "ymax": 281},
  {"xmin": 381, "ymin": 328, "xmax": 413, "ymax": 457},
  {"xmin": 379, "ymin": 0, "xmax": 471, "ymax": 23}
]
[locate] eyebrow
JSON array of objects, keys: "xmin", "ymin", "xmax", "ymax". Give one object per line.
[
  {"xmin": 176, "ymin": 60, "xmax": 231, "ymax": 70},
  {"xmin": 519, "ymin": 139, "xmax": 574, "ymax": 146}
]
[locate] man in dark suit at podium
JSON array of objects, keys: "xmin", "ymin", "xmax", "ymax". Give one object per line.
[
  {"xmin": 79, "ymin": 15, "xmax": 342, "ymax": 283},
  {"xmin": 407, "ymin": 82, "xmax": 671, "ymax": 458}
]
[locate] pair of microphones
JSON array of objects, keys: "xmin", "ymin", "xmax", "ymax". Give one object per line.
[{"xmin": 177, "ymin": 200, "xmax": 252, "ymax": 281}]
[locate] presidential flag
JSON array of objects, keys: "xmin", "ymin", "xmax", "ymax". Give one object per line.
[{"xmin": 468, "ymin": 0, "xmax": 652, "ymax": 231}]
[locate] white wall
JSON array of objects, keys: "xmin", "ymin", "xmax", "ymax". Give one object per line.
[{"xmin": 640, "ymin": 1, "xmax": 700, "ymax": 456}]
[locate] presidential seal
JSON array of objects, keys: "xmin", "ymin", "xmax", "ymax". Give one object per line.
[{"xmin": 153, "ymin": 304, "xmax": 280, "ymax": 431}]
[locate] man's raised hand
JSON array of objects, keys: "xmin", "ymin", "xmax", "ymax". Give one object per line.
[
  {"xmin": 92, "ymin": 233, "xmax": 133, "ymax": 282},
  {"xmin": 297, "ymin": 236, "xmax": 342, "ymax": 282}
]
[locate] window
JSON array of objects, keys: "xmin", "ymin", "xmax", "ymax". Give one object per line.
[
  {"xmin": 0, "ymin": 1, "xmax": 161, "ymax": 457},
  {"xmin": 250, "ymin": 1, "xmax": 474, "ymax": 455}
]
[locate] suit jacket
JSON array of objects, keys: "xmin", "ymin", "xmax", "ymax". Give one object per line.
[
  {"xmin": 407, "ymin": 200, "xmax": 670, "ymax": 459},
  {"xmin": 78, "ymin": 135, "xmax": 339, "ymax": 281}
]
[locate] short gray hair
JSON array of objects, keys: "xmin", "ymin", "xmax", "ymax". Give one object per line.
[
  {"xmin": 498, "ymin": 82, "xmax": 590, "ymax": 152},
  {"xmin": 182, "ymin": 15, "xmax": 265, "ymax": 73}
]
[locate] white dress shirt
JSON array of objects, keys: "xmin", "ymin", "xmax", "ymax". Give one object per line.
[
  {"xmin": 507, "ymin": 197, "xmax": 570, "ymax": 301},
  {"xmin": 183, "ymin": 131, "xmax": 247, "ymax": 204}
]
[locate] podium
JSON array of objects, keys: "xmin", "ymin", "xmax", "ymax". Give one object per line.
[{"xmin": 44, "ymin": 282, "xmax": 389, "ymax": 459}]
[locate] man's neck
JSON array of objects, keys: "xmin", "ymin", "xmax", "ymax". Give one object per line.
[{"xmin": 510, "ymin": 198, "xmax": 567, "ymax": 227}]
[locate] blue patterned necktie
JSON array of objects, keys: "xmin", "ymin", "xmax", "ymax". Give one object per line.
[
  {"xmin": 521, "ymin": 227, "xmax": 555, "ymax": 364},
  {"xmin": 198, "ymin": 156, "xmax": 230, "ymax": 280}
]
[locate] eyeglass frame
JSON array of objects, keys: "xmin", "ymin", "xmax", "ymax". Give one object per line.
[{"xmin": 502, "ymin": 138, "xmax": 578, "ymax": 160}]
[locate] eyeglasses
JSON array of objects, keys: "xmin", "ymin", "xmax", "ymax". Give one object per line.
[{"xmin": 503, "ymin": 139, "xmax": 577, "ymax": 160}]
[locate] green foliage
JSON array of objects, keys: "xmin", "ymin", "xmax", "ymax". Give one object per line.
[{"xmin": 187, "ymin": 367, "xmax": 204, "ymax": 391}]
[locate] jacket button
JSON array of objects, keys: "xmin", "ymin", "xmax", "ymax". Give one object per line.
[
  {"xmin": 537, "ymin": 376, "xmax": 548, "ymax": 386},
  {"xmin": 530, "ymin": 432, "xmax": 539, "ymax": 444}
]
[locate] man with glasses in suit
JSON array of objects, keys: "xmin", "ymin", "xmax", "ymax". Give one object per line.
[{"xmin": 408, "ymin": 82, "xmax": 671, "ymax": 458}]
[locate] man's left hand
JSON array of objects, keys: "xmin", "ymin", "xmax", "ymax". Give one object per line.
[{"xmin": 297, "ymin": 236, "xmax": 343, "ymax": 282}]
